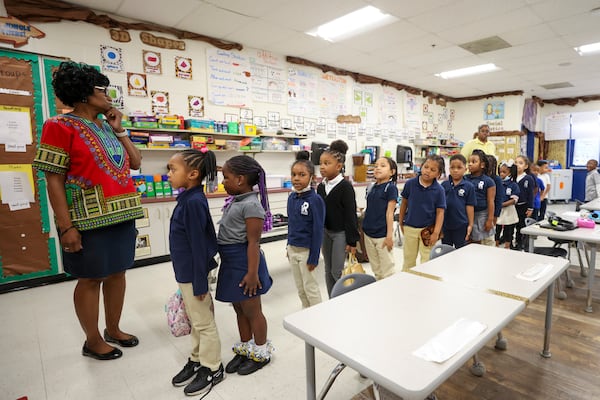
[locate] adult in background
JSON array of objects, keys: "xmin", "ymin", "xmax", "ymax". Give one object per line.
[
  {"xmin": 33, "ymin": 62, "xmax": 144, "ymax": 360},
  {"xmin": 461, "ymin": 124, "xmax": 496, "ymax": 158},
  {"xmin": 585, "ymin": 159, "xmax": 600, "ymax": 202}
]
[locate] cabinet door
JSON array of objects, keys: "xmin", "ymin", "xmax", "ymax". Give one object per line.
[
  {"xmin": 135, "ymin": 204, "xmax": 167, "ymax": 259},
  {"xmin": 161, "ymin": 202, "xmax": 177, "ymax": 251}
]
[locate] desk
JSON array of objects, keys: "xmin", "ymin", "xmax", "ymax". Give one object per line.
[
  {"xmin": 284, "ymin": 272, "xmax": 524, "ymax": 400},
  {"xmin": 411, "ymin": 244, "xmax": 570, "ymax": 357},
  {"xmin": 580, "ymin": 198, "xmax": 600, "ymax": 211},
  {"xmin": 521, "ymin": 222, "xmax": 600, "ymax": 312}
]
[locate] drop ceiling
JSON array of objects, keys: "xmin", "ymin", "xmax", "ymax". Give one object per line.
[{"xmin": 60, "ymin": 0, "xmax": 600, "ymax": 100}]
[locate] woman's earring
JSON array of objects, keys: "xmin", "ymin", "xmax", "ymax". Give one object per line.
[
  {"xmin": 81, "ymin": 98, "xmax": 87, "ymax": 103},
  {"xmin": 238, "ymin": 182, "xmax": 241, "ymax": 186}
]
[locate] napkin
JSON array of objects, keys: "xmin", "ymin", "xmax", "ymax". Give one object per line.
[
  {"xmin": 413, "ymin": 318, "xmax": 487, "ymax": 363},
  {"xmin": 516, "ymin": 263, "xmax": 553, "ymax": 282}
]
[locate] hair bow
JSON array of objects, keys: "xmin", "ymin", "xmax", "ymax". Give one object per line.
[{"xmin": 501, "ymin": 159, "xmax": 514, "ymax": 167}]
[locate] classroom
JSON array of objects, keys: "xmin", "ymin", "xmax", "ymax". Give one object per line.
[{"xmin": 1, "ymin": 1, "xmax": 600, "ymax": 399}]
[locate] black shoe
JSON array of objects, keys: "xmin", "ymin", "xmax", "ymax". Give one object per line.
[
  {"xmin": 103, "ymin": 329, "xmax": 139, "ymax": 347},
  {"xmin": 237, "ymin": 357, "xmax": 270, "ymax": 375},
  {"xmin": 225, "ymin": 354, "xmax": 246, "ymax": 374},
  {"xmin": 183, "ymin": 364, "xmax": 225, "ymax": 396},
  {"xmin": 82, "ymin": 342, "xmax": 122, "ymax": 360},
  {"xmin": 172, "ymin": 358, "xmax": 201, "ymax": 387}
]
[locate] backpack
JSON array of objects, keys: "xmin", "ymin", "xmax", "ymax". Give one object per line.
[{"xmin": 165, "ymin": 289, "xmax": 191, "ymax": 337}]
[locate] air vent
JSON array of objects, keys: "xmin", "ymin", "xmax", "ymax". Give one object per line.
[
  {"xmin": 540, "ymin": 82, "xmax": 574, "ymax": 90},
  {"xmin": 459, "ymin": 36, "xmax": 512, "ymax": 54}
]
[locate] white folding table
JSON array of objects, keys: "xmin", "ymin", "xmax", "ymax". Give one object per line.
[
  {"xmin": 411, "ymin": 244, "xmax": 570, "ymax": 357},
  {"xmin": 284, "ymin": 272, "xmax": 524, "ymax": 400}
]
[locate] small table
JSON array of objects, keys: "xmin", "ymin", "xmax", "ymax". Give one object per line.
[
  {"xmin": 284, "ymin": 272, "xmax": 524, "ymax": 400},
  {"xmin": 521, "ymin": 222, "xmax": 600, "ymax": 312},
  {"xmin": 411, "ymin": 244, "xmax": 570, "ymax": 357}
]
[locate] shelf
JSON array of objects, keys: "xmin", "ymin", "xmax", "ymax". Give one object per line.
[{"xmin": 129, "ymin": 126, "xmax": 306, "ymax": 140}]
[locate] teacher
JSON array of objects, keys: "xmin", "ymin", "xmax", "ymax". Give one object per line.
[
  {"xmin": 461, "ymin": 124, "xmax": 496, "ymax": 158},
  {"xmin": 33, "ymin": 62, "xmax": 144, "ymax": 360}
]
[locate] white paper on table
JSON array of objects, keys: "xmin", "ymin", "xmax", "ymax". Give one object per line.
[
  {"xmin": 413, "ymin": 318, "xmax": 487, "ymax": 363},
  {"xmin": 516, "ymin": 263, "xmax": 553, "ymax": 281}
]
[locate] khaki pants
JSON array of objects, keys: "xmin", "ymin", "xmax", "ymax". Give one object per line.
[
  {"xmin": 178, "ymin": 282, "xmax": 222, "ymax": 370},
  {"xmin": 363, "ymin": 234, "xmax": 395, "ymax": 280},
  {"xmin": 402, "ymin": 225, "xmax": 432, "ymax": 271},
  {"xmin": 287, "ymin": 245, "xmax": 323, "ymax": 308}
]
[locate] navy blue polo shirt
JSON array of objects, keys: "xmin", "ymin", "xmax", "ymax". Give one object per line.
[
  {"xmin": 492, "ymin": 175, "xmax": 504, "ymax": 217},
  {"xmin": 400, "ymin": 176, "xmax": 446, "ymax": 228},
  {"xmin": 501, "ymin": 179, "xmax": 520, "ymax": 202},
  {"xmin": 441, "ymin": 178, "xmax": 476, "ymax": 230},
  {"xmin": 287, "ymin": 189, "xmax": 325, "ymax": 265},
  {"xmin": 465, "ymin": 174, "xmax": 495, "ymax": 212},
  {"xmin": 362, "ymin": 181, "xmax": 399, "ymax": 238}
]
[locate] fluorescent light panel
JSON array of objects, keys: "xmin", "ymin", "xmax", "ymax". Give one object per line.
[
  {"xmin": 574, "ymin": 42, "xmax": 600, "ymax": 55},
  {"xmin": 435, "ymin": 63, "xmax": 499, "ymax": 79},
  {"xmin": 306, "ymin": 6, "xmax": 397, "ymax": 42}
]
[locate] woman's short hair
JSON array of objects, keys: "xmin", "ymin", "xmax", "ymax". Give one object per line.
[{"xmin": 52, "ymin": 61, "xmax": 109, "ymax": 107}]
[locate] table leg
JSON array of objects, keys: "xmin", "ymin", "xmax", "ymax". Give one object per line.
[
  {"xmin": 585, "ymin": 244, "xmax": 596, "ymax": 313},
  {"xmin": 541, "ymin": 280, "xmax": 554, "ymax": 358},
  {"xmin": 306, "ymin": 342, "xmax": 316, "ymax": 400},
  {"xmin": 528, "ymin": 235, "xmax": 535, "ymax": 253}
]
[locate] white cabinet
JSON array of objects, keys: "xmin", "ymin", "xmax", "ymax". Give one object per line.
[
  {"xmin": 135, "ymin": 201, "xmax": 176, "ymax": 260},
  {"xmin": 548, "ymin": 169, "xmax": 573, "ymax": 203}
]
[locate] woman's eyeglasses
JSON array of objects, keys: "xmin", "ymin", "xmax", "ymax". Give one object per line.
[{"xmin": 94, "ymin": 86, "xmax": 109, "ymax": 96}]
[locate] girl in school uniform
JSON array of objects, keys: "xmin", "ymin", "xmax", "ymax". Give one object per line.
[
  {"xmin": 287, "ymin": 151, "xmax": 325, "ymax": 308},
  {"xmin": 217, "ymin": 155, "xmax": 274, "ymax": 376},
  {"xmin": 398, "ymin": 155, "xmax": 446, "ymax": 270},
  {"xmin": 441, "ymin": 154, "xmax": 476, "ymax": 249},
  {"xmin": 483, "ymin": 155, "xmax": 504, "ymax": 247},
  {"xmin": 465, "ymin": 149, "xmax": 496, "ymax": 244},
  {"xmin": 514, "ymin": 155, "xmax": 536, "ymax": 250},
  {"xmin": 362, "ymin": 156, "xmax": 399, "ymax": 280},
  {"xmin": 167, "ymin": 149, "xmax": 224, "ymax": 395},
  {"xmin": 496, "ymin": 160, "xmax": 520, "ymax": 249},
  {"xmin": 317, "ymin": 140, "xmax": 360, "ymax": 297}
]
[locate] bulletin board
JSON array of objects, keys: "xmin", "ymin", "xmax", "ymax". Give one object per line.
[
  {"xmin": 490, "ymin": 134, "xmax": 521, "ymax": 162},
  {"xmin": 0, "ymin": 51, "xmax": 58, "ymax": 283}
]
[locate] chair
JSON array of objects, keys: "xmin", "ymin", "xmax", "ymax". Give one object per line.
[
  {"xmin": 318, "ymin": 273, "xmax": 377, "ymax": 400},
  {"xmin": 428, "ymin": 244, "xmax": 496, "ymax": 378},
  {"xmin": 524, "ymin": 217, "xmax": 572, "ymax": 299},
  {"xmin": 545, "ymin": 211, "xmax": 588, "ymax": 279}
]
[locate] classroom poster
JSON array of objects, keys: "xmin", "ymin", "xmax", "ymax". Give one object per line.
[
  {"xmin": 0, "ymin": 105, "xmax": 32, "ymax": 145},
  {"xmin": 127, "ymin": 72, "xmax": 148, "ymax": 97},
  {"xmin": 206, "ymin": 48, "xmax": 251, "ymax": 107},
  {"xmin": 143, "ymin": 50, "xmax": 162, "ymax": 74},
  {"xmin": 100, "ymin": 45, "xmax": 123, "ymax": 72},
  {"xmin": 248, "ymin": 49, "xmax": 286, "ymax": 104}
]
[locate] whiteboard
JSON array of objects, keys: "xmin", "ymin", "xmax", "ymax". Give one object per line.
[
  {"xmin": 571, "ymin": 111, "xmax": 600, "ymax": 139},
  {"xmin": 573, "ymin": 138, "xmax": 600, "ymax": 166},
  {"xmin": 544, "ymin": 112, "xmax": 570, "ymax": 140}
]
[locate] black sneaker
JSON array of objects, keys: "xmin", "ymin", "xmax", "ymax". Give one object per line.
[
  {"xmin": 184, "ymin": 364, "xmax": 225, "ymax": 396},
  {"xmin": 172, "ymin": 358, "xmax": 201, "ymax": 387},
  {"xmin": 237, "ymin": 357, "xmax": 270, "ymax": 375},
  {"xmin": 225, "ymin": 354, "xmax": 246, "ymax": 374}
]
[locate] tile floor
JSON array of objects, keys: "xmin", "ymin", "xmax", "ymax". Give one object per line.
[{"xmin": 0, "ymin": 202, "xmax": 581, "ymax": 400}]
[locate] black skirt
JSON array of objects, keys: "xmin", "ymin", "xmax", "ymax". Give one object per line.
[{"xmin": 62, "ymin": 220, "xmax": 136, "ymax": 279}]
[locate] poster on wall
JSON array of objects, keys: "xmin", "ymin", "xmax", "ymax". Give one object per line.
[
  {"xmin": 151, "ymin": 91, "xmax": 169, "ymax": 115},
  {"xmin": 404, "ymin": 93, "xmax": 421, "ymax": 133},
  {"xmin": 143, "ymin": 50, "xmax": 162, "ymax": 74},
  {"xmin": 100, "ymin": 45, "xmax": 123, "ymax": 72},
  {"xmin": 0, "ymin": 105, "xmax": 32, "ymax": 145},
  {"xmin": 107, "ymin": 85, "xmax": 124, "ymax": 109},
  {"xmin": 248, "ymin": 49, "xmax": 286, "ymax": 104},
  {"xmin": 319, "ymin": 73, "xmax": 347, "ymax": 119},
  {"xmin": 175, "ymin": 56, "xmax": 192, "ymax": 80},
  {"xmin": 127, "ymin": 72, "xmax": 148, "ymax": 97},
  {"xmin": 483, "ymin": 101, "xmax": 504, "ymax": 120},
  {"xmin": 287, "ymin": 66, "xmax": 319, "ymax": 118},
  {"xmin": 206, "ymin": 48, "xmax": 251, "ymax": 107},
  {"xmin": 188, "ymin": 96, "xmax": 204, "ymax": 118}
]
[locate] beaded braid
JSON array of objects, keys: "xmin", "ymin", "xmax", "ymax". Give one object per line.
[
  {"xmin": 178, "ymin": 149, "xmax": 218, "ymax": 189},
  {"xmin": 224, "ymin": 155, "xmax": 273, "ymax": 232}
]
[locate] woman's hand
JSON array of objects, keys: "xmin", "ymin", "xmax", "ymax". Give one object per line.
[
  {"xmin": 239, "ymin": 273, "xmax": 262, "ymax": 297},
  {"xmin": 60, "ymin": 228, "xmax": 82, "ymax": 253},
  {"xmin": 104, "ymin": 107, "xmax": 124, "ymax": 134}
]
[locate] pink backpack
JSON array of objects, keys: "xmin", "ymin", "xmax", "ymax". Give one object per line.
[{"xmin": 165, "ymin": 289, "xmax": 191, "ymax": 337}]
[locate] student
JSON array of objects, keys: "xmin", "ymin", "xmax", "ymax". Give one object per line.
[
  {"xmin": 484, "ymin": 155, "xmax": 503, "ymax": 247},
  {"xmin": 167, "ymin": 149, "xmax": 224, "ymax": 395},
  {"xmin": 465, "ymin": 150, "xmax": 496, "ymax": 244},
  {"xmin": 531, "ymin": 164, "xmax": 545, "ymax": 221},
  {"xmin": 217, "ymin": 155, "xmax": 274, "ymax": 376},
  {"xmin": 362, "ymin": 157, "xmax": 399, "ymax": 280},
  {"xmin": 514, "ymin": 155, "xmax": 536, "ymax": 251},
  {"xmin": 287, "ymin": 151, "xmax": 325, "ymax": 308},
  {"xmin": 537, "ymin": 160, "xmax": 551, "ymax": 219},
  {"xmin": 398, "ymin": 155, "xmax": 446, "ymax": 270},
  {"xmin": 317, "ymin": 140, "xmax": 359, "ymax": 296},
  {"xmin": 441, "ymin": 154, "xmax": 475, "ymax": 249},
  {"xmin": 496, "ymin": 160, "xmax": 520, "ymax": 249},
  {"xmin": 585, "ymin": 159, "xmax": 600, "ymax": 202}
]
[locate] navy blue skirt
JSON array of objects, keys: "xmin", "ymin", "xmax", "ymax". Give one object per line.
[
  {"xmin": 62, "ymin": 220, "xmax": 136, "ymax": 279},
  {"xmin": 216, "ymin": 243, "xmax": 273, "ymax": 302}
]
